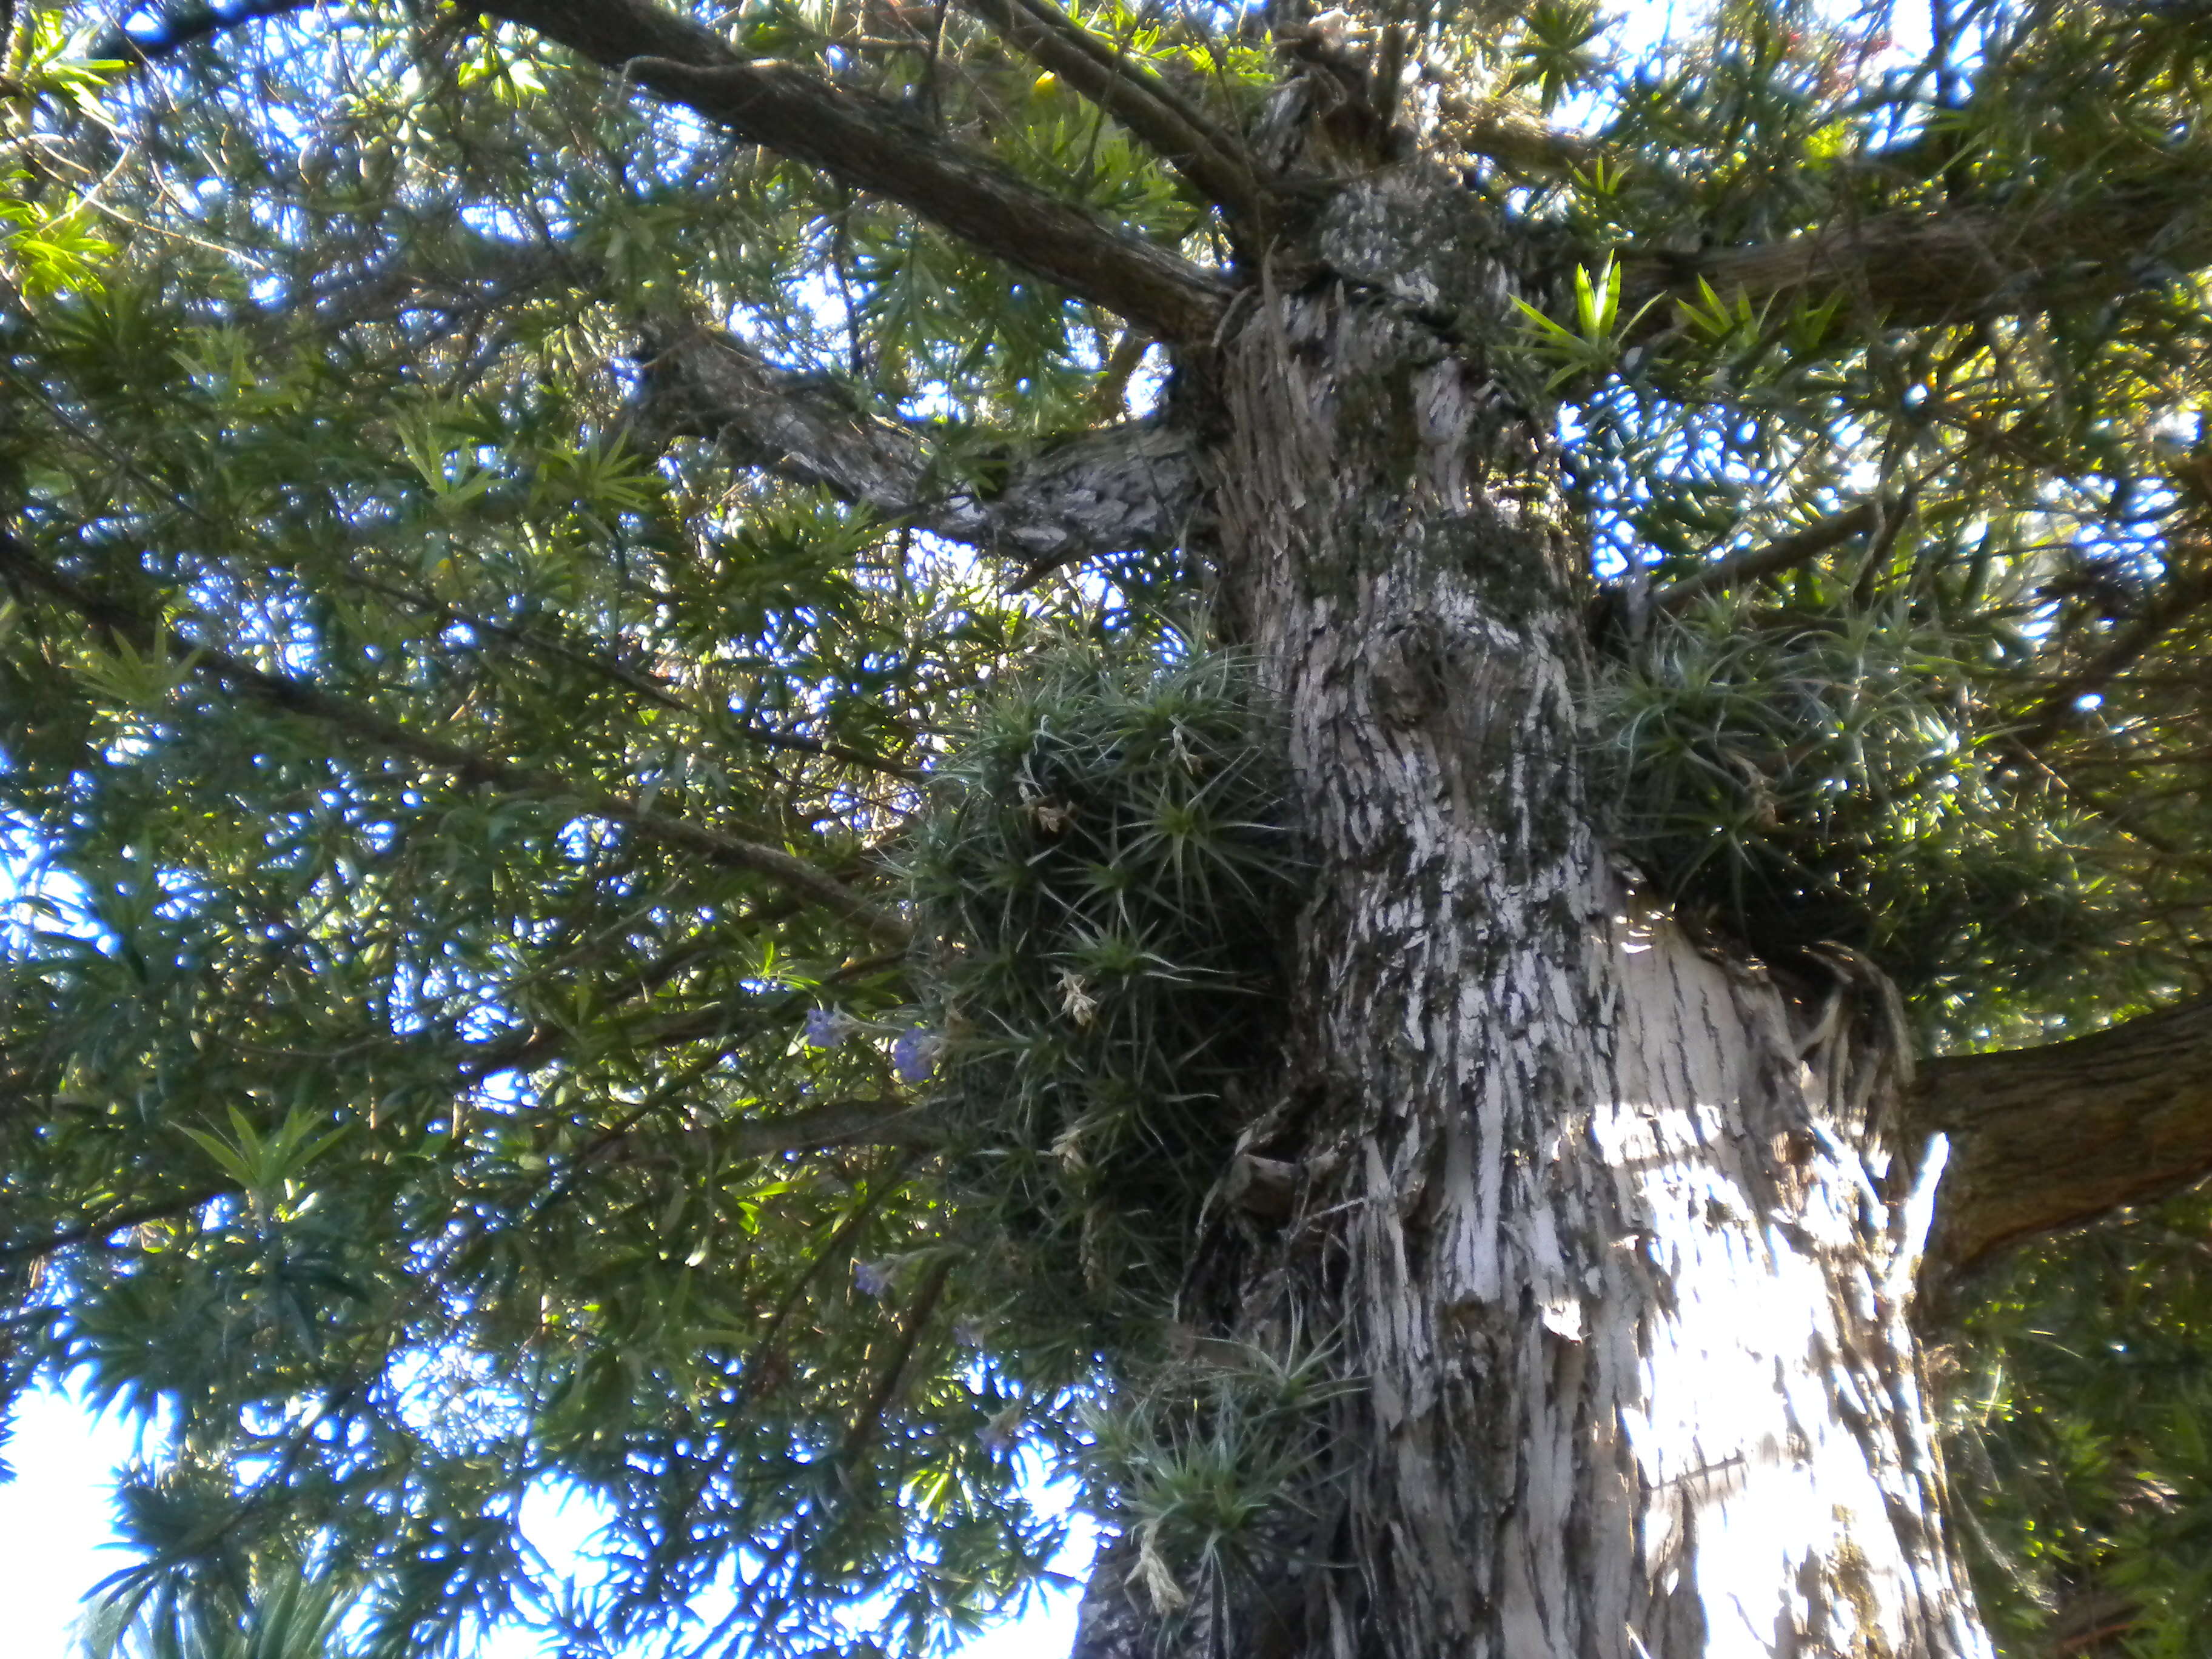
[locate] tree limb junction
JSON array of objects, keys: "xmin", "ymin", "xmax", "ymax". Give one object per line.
[
  {"xmin": 640, "ymin": 325, "xmax": 1199, "ymax": 581},
  {"xmin": 1912, "ymin": 993, "xmax": 2212, "ymax": 1281},
  {"xmin": 482, "ymin": 0, "xmax": 1230, "ymax": 341}
]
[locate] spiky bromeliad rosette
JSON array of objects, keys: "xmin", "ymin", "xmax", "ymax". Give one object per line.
[{"xmin": 903, "ymin": 643, "xmax": 1299, "ymax": 1345}]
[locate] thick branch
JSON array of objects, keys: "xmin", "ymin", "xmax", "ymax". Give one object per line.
[
  {"xmin": 481, "ymin": 0, "xmax": 1228, "ymax": 341},
  {"xmin": 90, "ymin": 0, "xmax": 313, "ymax": 65},
  {"xmin": 839, "ymin": 1256, "xmax": 953, "ymax": 1461},
  {"xmin": 1631, "ymin": 180, "xmax": 2212, "ymax": 327},
  {"xmin": 953, "ymin": 0, "xmax": 1262, "ymax": 223},
  {"xmin": 1646, "ymin": 501, "xmax": 1880, "ymax": 615},
  {"xmin": 703, "ymin": 1098, "xmax": 944, "ymax": 1159},
  {"xmin": 1441, "ymin": 96, "xmax": 1599, "ymax": 176},
  {"xmin": 642, "ymin": 325, "xmax": 1199, "ymax": 580},
  {"xmin": 0, "ymin": 532, "xmax": 910, "ymax": 946},
  {"xmin": 1914, "ymin": 994, "xmax": 2212, "ymax": 1279}
]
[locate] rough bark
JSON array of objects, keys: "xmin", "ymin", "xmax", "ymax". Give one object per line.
[
  {"xmin": 639, "ymin": 326, "xmax": 1200, "ymax": 579},
  {"xmin": 1914, "ymin": 993, "xmax": 2212, "ymax": 1284},
  {"xmin": 1074, "ymin": 166, "xmax": 1993, "ymax": 1659}
]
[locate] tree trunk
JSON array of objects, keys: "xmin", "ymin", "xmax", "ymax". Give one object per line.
[{"xmin": 1074, "ymin": 170, "xmax": 1994, "ymax": 1659}]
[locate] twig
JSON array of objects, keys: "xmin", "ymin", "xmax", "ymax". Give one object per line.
[
  {"xmin": 0, "ymin": 532, "xmax": 913, "ymax": 945},
  {"xmin": 1646, "ymin": 501, "xmax": 1880, "ymax": 615},
  {"xmin": 838, "ymin": 1255, "xmax": 953, "ymax": 1462}
]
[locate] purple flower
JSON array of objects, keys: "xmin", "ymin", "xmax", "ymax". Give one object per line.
[
  {"xmin": 804, "ymin": 1007, "xmax": 853, "ymax": 1050},
  {"xmin": 892, "ymin": 1026, "xmax": 940, "ymax": 1085},
  {"xmin": 853, "ymin": 1259, "xmax": 893, "ymax": 1296}
]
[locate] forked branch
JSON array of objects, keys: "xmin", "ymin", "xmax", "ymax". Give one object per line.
[
  {"xmin": 483, "ymin": 0, "xmax": 1228, "ymax": 341},
  {"xmin": 641, "ymin": 324, "xmax": 1199, "ymax": 581}
]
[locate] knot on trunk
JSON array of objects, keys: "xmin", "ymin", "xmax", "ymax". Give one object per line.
[{"xmin": 1373, "ymin": 613, "xmax": 1457, "ymax": 728}]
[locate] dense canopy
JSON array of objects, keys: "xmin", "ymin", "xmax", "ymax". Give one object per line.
[{"xmin": 7, "ymin": 0, "xmax": 2212, "ymax": 1655}]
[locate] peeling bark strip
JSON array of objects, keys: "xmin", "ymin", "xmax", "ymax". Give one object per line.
[
  {"xmin": 1074, "ymin": 167, "xmax": 1992, "ymax": 1658},
  {"xmin": 484, "ymin": 0, "xmax": 1230, "ymax": 342},
  {"xmin": 640, "ymin": 327, "xmax": 1200, "ymax": 577}
]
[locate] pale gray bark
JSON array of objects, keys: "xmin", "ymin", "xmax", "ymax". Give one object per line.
[
  {"xmin": 1075, "ymin": 167, "xmax": 1994, "ymax": 1659},
  {"xmin": 639, "ymin": 325, "xmax": 1200, "ymax": 580}
]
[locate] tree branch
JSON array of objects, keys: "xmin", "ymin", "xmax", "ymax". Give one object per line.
[
  {"xmin": 1645, "ymin": 501, "xmax": 1880, "ymax": 615},
  {"xmin": 0, "ymin": 532, "xmax": 911, "ymax": 947},
  {"xmin": 640, "ymin": 324, "xmax": 1199, "ymax": 582},
  {"xmin": 725, "ymin": 1098, "xmax": 942, "ymax": 1158},
  {"xmin": 951, "ymin": 0, "xmax": 1263, "ymax": 224},
  {"xmin": 1440, "ymin": 96, "xmax": 1599, "ymax": 176},
  {"xmin": 0, "ymin": 1185, "xmax": 223, "ymax": 1265},
  {"xmin": 0, "ymin": 1101, "xmax": 937, "ymax": 1266},
  {"xmin": 839, "ymin": 1255, "xmax": 953, "ymax": 1461},
  {"xmin": 333, "ymin": 565, "xmax": 923, "ymax": 779},
  {"xmin": 89, "ymin": 0, "xmax": 313, "ymax": 67},
  {"xmin": 1630, "ymin": 179, "xmax": 2212, "ymax": 328},
  {"xmin": 481, "ymin": 0, "xmax": 1228, "ymax": 341},
  {"xmin": 1914, "ymin": 994, "xmax": 2212, "ymax": 1281},
  {"xmin": 2008, "ymin": 573, "xmax": 2212, "ymax": 755}
]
